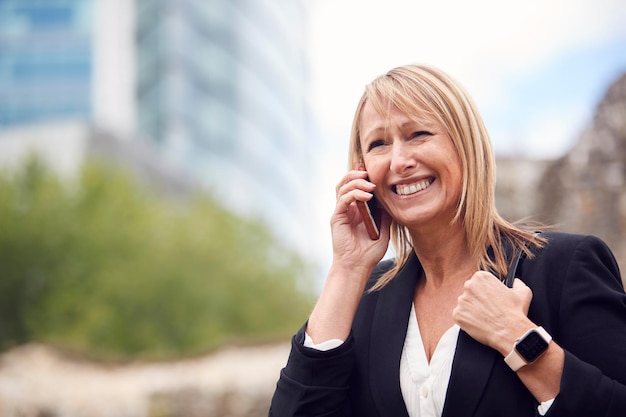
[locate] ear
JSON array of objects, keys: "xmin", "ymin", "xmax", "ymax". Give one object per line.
[{"xmin": 354, "ymin": 158, "xmax": 365, "ymax": 171}]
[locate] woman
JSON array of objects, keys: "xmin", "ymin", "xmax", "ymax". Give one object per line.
[{"xmin": 269, "ymin": 64, "xmax": 626, "ymax": 416}]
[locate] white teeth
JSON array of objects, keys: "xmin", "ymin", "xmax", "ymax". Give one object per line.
[{"xmin": 396, "ymin": 179, "xmax": 432, "ymax": 195}]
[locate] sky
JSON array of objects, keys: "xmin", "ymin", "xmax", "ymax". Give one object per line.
[{"xmin": 304, "ymin": 0, "xmax": 626, "ymax": 277}]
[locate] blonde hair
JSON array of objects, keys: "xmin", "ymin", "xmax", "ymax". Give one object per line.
[{"xmin": 348, "ymin": 64, "xmax": 544, "ymax": 290}]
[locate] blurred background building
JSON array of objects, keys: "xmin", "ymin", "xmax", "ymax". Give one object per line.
[
  {"xmin": 0, "ymin": 0, "xmax": 315, "ymax": 256},
  {"xmin": 0, "ymin": 0, "xmax": 92, "ymax": 125}
]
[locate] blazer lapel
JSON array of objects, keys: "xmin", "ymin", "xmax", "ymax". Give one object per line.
[
  {"xmin": 367, "ymin": 250, "xmax": 501, "ymax": 417},
  {"xmin": 441, "ymin": 320, "xmax": 499, "ymax": 417},
  {"xmin": 369, "ymin": 253, "xmax": 421, "ymax": 417},
  {"xmin": 441, "ymin": 240, "xmax": 520, "ymax": 417}
]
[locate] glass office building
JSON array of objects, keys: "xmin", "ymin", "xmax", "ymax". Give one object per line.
[
  {"xmin": 0, "ymin": 0, "xmax": 316, "ymax": 254},
  {"xmin": 0, "ymin": 0, "xmax": 93, "ymax": 126},
  {"xmin": 135, "ymin": 0, "xmax": 315, "ymax": 253}
]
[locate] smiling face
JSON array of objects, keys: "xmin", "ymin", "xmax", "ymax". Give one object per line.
[{"xmin": 359, "ymin": 100, "xmax": 464, "ymax": 232}]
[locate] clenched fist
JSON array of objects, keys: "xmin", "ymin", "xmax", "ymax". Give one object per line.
[{"xmin": 453, "ymin": 271, "xmax": 536, "ymax": 356}]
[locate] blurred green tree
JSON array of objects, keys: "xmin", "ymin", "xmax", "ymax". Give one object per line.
[{"xmin": 0, "ymin": 157, "xmax": 314, "ymax": 360}]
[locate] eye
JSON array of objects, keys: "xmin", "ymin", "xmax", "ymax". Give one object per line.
[
  {"xmin": 410, "ymin": 131, "xmax": 431, "ymax": 139},
  {"xmin": 367, "ymin": 139, "xmax": 385, "ymax": 151}
]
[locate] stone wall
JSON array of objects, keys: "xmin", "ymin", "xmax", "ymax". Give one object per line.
[
  {"xmin": 496, "ymin": 71, "xmax": 626, "ymax": 277},
  {"xmin": 0, "ymin": 343, "xmax": 290, "ymax": 417}
]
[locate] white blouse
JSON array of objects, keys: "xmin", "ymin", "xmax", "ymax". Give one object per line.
[
  {"xmin": 400, "ymin": 303, "xmax": 460, "ymax": 417},
  {"xmin": 304, "ymin": 302, "xmax": 554, "ymax": 416}
]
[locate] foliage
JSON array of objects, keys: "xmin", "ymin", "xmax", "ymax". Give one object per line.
[{"xmin": 0, "ymin": 158, "xmax": 314, "ymax": 361}]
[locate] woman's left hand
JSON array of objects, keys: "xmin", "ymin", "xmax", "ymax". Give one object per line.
[{"xmin": 453, "ymin": 272, "xmax": 536, "ymax": 356}]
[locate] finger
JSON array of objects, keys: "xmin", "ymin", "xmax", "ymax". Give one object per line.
[
  {"xmin": 464, "ymin": 270, "xmax": 497, "ymax": 291},
  {"xmin": 335, "ymin": 170, "xmax": 369, "ymax": 195},
  {"xmin": 512, "ymin": 278, "xmax": 532, "ymax": 294},
  {"xmin": 335, "ymin": 189, "xmax": 374, "ymax": 214},
  {"xmin": 471, "ymin": 270, "xmax": 499, "ymax": 281},
  {"xmin": 512, "ymin": 278, "xmax": 526, "ymax": 289},
  {"xmin": 512, "ymin": 278, "xmax": 533, "ymax": 300},
  {"xmin": 336, "ymin": 177, "xmax": 375, "ymax": 200}
]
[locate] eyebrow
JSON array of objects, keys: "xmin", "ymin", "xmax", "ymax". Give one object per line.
[
  {"xmin": 362, "ymin": 119, "xmax": 428, "ymax": 139},
  {"xmin": 360, "ymin": 126, "xmax": 385, "ymax": 144}
]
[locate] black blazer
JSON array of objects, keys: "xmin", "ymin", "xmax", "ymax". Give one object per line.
[{"xmin": 269, "ymin": 232, "xmax": 626, "ymax": 417}]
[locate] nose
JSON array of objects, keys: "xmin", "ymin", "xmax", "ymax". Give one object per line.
[{"xmin": 389, "ymin": 142, "xmax": 416, "ymax": 174}]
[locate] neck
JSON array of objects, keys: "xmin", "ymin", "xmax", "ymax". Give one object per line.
[{"xmin": 410, "ymin": 224, "xmax": 478, "ymax": 288}]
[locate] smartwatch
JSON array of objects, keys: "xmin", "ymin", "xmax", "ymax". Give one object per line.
[{"xmin": 504, "ymin": 326, "xmax": 552, "ymax": 371}]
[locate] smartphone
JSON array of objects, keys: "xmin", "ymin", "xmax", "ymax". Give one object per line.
[{"xmin": 356, "ymin": 162, "xmax": 381, "ymax": 240}]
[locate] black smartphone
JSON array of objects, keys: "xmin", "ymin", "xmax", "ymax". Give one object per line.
[{"xmin": 356, "ymin": 162, "xmax": 381, "ymax": 240}]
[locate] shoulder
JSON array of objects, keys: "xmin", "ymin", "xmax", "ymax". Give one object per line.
[
  {"xmin": 539, "ymin": 230, "xmax": 603, "ymax": 246},
  {"xmin": 534, "ymin": 231, "xmax": 616, "ymax": 262},
  {"xmin": 369, "ymin": 258, "xmax": 396, "ymax": 284},
  {"xmin": 363, "ymin": 254, "xmax": 420, "ymax": 292},
  {"xmin": 355, "ymin": 255, "xmax": 415, "ymax": 319},
  {"xmin": 522, "ymin": 232, "xmax": 625, "ymax": 346},
  {"xmin": 526, "ymin": 231, "xmax": 622, "ymax": 288}
]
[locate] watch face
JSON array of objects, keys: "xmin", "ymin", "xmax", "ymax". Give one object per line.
[{"xmin": 516, "ymin": 330, "xmax": 549, "ymax": 362}]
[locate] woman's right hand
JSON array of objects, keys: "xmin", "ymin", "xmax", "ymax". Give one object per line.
[
  {"xmin": 330, "ymin": 168, "xmax": 391, "ymax": 276},
  {"xmin": 306, "ymin": 168, "xmax": 392, "ymax": 344}
]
